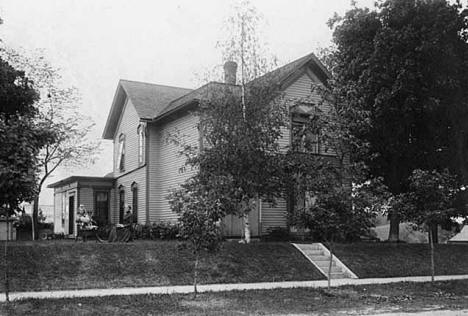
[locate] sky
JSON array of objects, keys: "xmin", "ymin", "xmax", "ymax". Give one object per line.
[{"xmin": 0, "ymin": 0, "xmax": 375, "ymax": 205}]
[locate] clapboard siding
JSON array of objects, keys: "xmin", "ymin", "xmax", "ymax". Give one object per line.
[
  {"xmin": 79, "ymin": 187, "xmax": 94, "ymax": 214},
  {"xmin": 53, "ymin": 193, "xmax": 63, "ymax": 234},
  {"xmin": 263, "ymin": 72, "xmax": 325, "ymax": 230},
  {"xmin": 114, "ymin": 167, "xmax": 146, "ymax": 224},
  {"xmin": 261, "ymin": 198, "xmax": 288, "ymax": 233},
  {"xmin": 113, "ymin": 98, "xmax": 141, "ymax": 176},
  {"xmin": 148, "ymin": 112, "xmax": 199, "ymax": 223}
]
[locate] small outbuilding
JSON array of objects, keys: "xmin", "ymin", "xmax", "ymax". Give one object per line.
[{"xmin": 47, "ymin": 176, "xmax": 114, "ymax": 237}]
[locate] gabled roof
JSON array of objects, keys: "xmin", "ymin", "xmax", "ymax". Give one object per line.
[
  {"xmin": 102, "ymin": 80, "xmax": 192, "ymax": 139},
  {"xmin": 102, "ymin": 52, "xmax": 329, "ymax": 138},
  {"xmin": 248, "ymin": 52, "xmax": 330, "ymax": 88},
  {"xmin": 120, "ymin": 80, "xmax": 192, "ymax": 119}
]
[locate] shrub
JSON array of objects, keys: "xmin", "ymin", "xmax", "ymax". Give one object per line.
[{"xmin": 264, "ymin": 226, "xmax": 290, "ymax": 241}]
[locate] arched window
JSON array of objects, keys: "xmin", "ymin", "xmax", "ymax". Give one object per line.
[
  {"xmin": 131, "ymin": 182, "xmax": 138, "ymax": 224},
  {"xmin": 118, "ymin": 185, "xmax": 125, "ymax": 224},
  {"xmin": 117, "ymin": 133, "xmax": 126, "ymax": 171},
  {"xmin": 137, "ymin": 123, "xmax": 146, "ymax": 165}
]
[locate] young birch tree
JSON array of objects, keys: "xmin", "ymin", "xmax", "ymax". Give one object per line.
[
  {"xmin": 1, "ymin": 47, "xmax": 100, "ymax": 238},
  {"xmin": 215, "ymin": 0, "xmax": 279, "ymax": 242}
]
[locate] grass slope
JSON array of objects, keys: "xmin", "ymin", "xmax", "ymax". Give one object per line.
[
  {"xmin": 331, "ymin": 243, "xmax": 468, "ymax": 278},
  {"xmin": 2, "ymin": 280, "xmax": 468, "ymax": 315},
  {"xmin": 0, "ymin": 241, "xmax": 324, "ymax": 292}
]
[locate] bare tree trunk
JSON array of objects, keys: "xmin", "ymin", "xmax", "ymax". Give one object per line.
[
  {"xmin": 32, "ymin": 195, "xmax": 40, "ymax": 240},
  {"xmin": 428, "ymin": 228, "xmax": 435, "ymax": 283},
  {"xmin": 388, "ymin": 211, "xmax": 400, "ymax": 242},
  {"xmin": 4, "ymin": 214, "xmax": 9, "ymax": 302},
  {"xmin": 193, "ymin": 252, "xmax": 199, "ymax": 297},
  {"xmin": 430, "ymin": 224, "xmax": 438, "ymax": 244}
]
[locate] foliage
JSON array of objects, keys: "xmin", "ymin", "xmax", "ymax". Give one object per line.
[
  {"xmin": 191, "ymin": 83, "xmax": 288, "ymax": 212},
  {"xmin": 324, "ymin": 0, "xmax": 468, "ymax": 241},
  {"xmin": 401, "ymin": 169, "xmax": 461, "ymax": 230},
  {"xmin": 168, "ymin": 176, "xmax": 225, "ymax": 294},
  {"xmin": 169, "ymin": 177, "xmax": 224, "ymax": 252},
  {"xmin": 217, "ymin": 0, "xmax": 277, "ymax": 83},
  {"xmin": 0, "ymin": 47, "xmax": 100, "ymax": 237},
  {"xmin": 263, "ymin": 227, "xmax": 290, "ymax": 242},
  {"xmin": 0, "ymin": 116, "xmax": 52, "ymax": 212},
  {"xmin": 291, "ymin": 178, "xmax": 388, "ymax": 242}
]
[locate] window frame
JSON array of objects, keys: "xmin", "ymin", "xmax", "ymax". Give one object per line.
[
  {"xmin": 137, "ymin": 123, "xmax": 146, "ymax": 165},
  {"xmin": 117, "ymin": 133, "xmax": 126, "ymax": 172}
]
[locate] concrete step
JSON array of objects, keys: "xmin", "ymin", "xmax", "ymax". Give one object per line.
[
  {"xmin": 293, "ymin": 243, "xmax": 357, "ymax": 280},
  {"xmin": 321, "ymin": 267, "xmax": 344, "ymax": 274},
  {"xmin": 315, "ymin": 261, "xmax": 336, "ymax": 268},
  {"xmin": 303, "ymin": 250, "xmax": 325, "ymax": 256},
  {"xmin": 308, "ymin": 255, "xmax": 330, "ymax": 261}
]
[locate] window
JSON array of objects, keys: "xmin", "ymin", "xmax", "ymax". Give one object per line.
[
  {"xmin": 131, "ymin": 182, "xmax": 138, "ymax": 224},
  {"xmin": 117, "ymin": 134, "xmax": 125, "ymax": 172},
  {"xmin": 118, "ymin": 186, "xmax": 125, "ymax": 224},
  {"xmin": 137, "ymin": 123, "xmax": 146, "ymax": 165},
  {"xmin": 291, "ymin": 114, "xmax": 319, "ymax": 154}
]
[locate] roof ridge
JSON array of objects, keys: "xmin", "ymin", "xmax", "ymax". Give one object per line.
[
  {"xmin": 247, "ymin": 52, "xmax": 318, "ymax": 85},
  {"xmin": 119, "ymin": 79, "xmax": 193, "ymax": 91}
]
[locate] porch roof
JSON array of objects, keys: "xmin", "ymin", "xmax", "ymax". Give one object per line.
[{"xmin": 47, "ymin": 176, "xmax": 114, "ymax": 189}]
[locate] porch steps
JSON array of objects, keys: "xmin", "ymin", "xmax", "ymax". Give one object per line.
[{"xmin": 292, "ymin": 243, "xmax": 358, "ymax": 280}]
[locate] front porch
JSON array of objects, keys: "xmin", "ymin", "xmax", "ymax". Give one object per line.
[{"xmin": 48, "ymin": 176, "xmax": 115, "ymax": 237}]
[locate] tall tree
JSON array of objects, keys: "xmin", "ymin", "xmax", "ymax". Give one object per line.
[
  {"xmin": 1, "ymin": 47, "xmax": 100, "ymax": 238},
  {"xmin": 191, "ymin": 80, "xmax": 288, "ymax": 243},
  {"xmin": 204, "ymin": 0, "xmax": 280, "ymax": 241},
  {"xmin": 0, "ymin": 37, "xmax": 53, "ymax": 301},
  {"xmin": 326, "ymin": 0, "xmax": 468, "ymax": 241}
]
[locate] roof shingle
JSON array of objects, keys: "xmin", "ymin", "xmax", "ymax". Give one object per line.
[{"xmin": 119, "ymin": 79, "xmax": 192, "ymax": 119}]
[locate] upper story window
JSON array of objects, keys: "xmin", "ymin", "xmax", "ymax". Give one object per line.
[
  {"xmin": 291, "ymin": 113, "xmax": 319, "ymax": 154},
  {"xmin": 117, "ymin": 133, "xmax": 125, "ymax": 172},
  {"xmin": 137, "ymin": 123, "xmax": 146, "ymax": 165}
]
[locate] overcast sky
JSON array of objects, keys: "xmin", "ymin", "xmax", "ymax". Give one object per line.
[{"xmin": 0, "ymin": 0, "xmax": 375, "ymax": 205}]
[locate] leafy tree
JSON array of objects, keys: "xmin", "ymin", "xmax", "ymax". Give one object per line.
[
  {"xmin": 210, "ymin": 0, "xmax": 280, "ymax": 242},
  {"xmin": 190, "ymin": 81, "xmax": 287, "ymax": 243},
  {"xmin": 0, "ymin": 39, "xmax": 53, "ymax": 301},
  {"xmin": 400, "ymin": 169, "xmax": 461, "ymax": 281},
  {"xmin": 1, "ymin": 47, "xmax": 100, "ymax": 239},
  {"xmin": 168, "ymin": 176, "xmax": 224, "ymax": 295},
  {"xmin": 326, "ymin": 0, "xmax": 468, "ymax": 241}
]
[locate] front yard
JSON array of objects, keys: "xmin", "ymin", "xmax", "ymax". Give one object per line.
[
  {"xmin": 330, "ymin": 243, "xmax": 468, "ymax": 278},
  {"xmin": 0, "ymin": 240, "xmax": 324, "ymax": 292},
  {"xmin": 2, "ymin": 280, "xmax": 468, "ymax": 315},
  {"xmin": 2, "ymin": 240, "xmax": 468, "ymax": 293}
]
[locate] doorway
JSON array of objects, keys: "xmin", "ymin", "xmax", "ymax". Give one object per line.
[
  {"xmin": 94, "ymin": 191, "xmax": 109, "ymax": 226},
  {"xmin": 68, "ymin": 195, "xmax": 75, "ymax": 235}
]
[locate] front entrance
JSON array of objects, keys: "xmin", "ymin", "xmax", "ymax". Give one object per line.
[
  {"xmin": 94, "ymin": 191, "xmax": 109, "ymax": 226},
  {"xmin": 68, "ymin": 195, "xmax": 75, "ymax": 235}
]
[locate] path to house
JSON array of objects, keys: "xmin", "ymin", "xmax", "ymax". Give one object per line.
[{"xmin": 3, "ymin": 274, "xmax": 468, "ymax": 302}]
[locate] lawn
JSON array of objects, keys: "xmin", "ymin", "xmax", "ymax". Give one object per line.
[
  {"xmin": 0, "ymin": 240, "xmax": 324, "ymax": 292},
  {"xmin": 330, "ymin": 243, "xmax": 468, "ymax": 278},
  {"xmin": 2, "ymin": 280, "xmax": 468, "ymax": 315}
]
